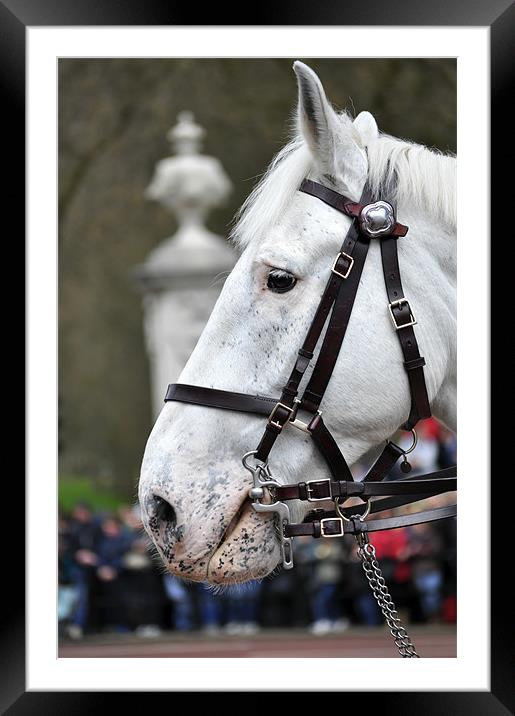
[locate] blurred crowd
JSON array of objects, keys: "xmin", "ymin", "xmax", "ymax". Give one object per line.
[{"xmin": 58, "ymin": 419, "xmax": 456, "ymax": 639}]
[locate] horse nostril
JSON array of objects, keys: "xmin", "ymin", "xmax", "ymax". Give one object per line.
[{"xmin": 152, "ymin": 495, "xmax": 177, "ymax": 529}]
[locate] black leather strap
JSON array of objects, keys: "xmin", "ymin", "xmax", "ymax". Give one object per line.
[
  {"xmin": 284, "ymin": 504, "xmax": 456, "ymax": 538},
  {"xmin": 164, "ymin": 383, "xmax": 277, "ymax": 416},
  {"xmin": 163, "ymin": 178, "xmax": 453, "ymax": 546},
  {"xmin": 300, "ymin": 215, "xmax": 372, "ymax": 414},
  {"xmin": 275, "ymin": 466, "xmax": 456, "ymax": 502},
  {"xmin": 363, "ymin": 441, "xmax": 405, "ymax": 483},
  {"xmin": 254, "ymin": 179, "xmax": 374, "ymax": 465},
  {"xmin": 300, "ymin": 179, "xmax": 408, "ymax": 237},
  {"xmin": 380, "ymin": 236, "xmax": 431, "ymax": 429},
  {"xmin": 308, "ymin": 416, "xmax": 354, "ymax": 482}
]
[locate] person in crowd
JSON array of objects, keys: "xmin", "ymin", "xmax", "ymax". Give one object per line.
[
  {"xmin": 58, "ymin": 514, "xmax": 79, "ymax": 635},
  {"xmin": 405, "ymin": 522, "xmax": 445, "ymax": 622},
  {"xmin": 303, "ymin": 538, "xmax": 350, "ymax": 635},
  {"xmin": 92, "ymin": 515, "xmax": 134, "ymax": 632},
  {"xmin": 259, "ymin": 555, "xmax": 310, "ymax": 628},
  {"xmin": 224, "ymin": 581, "xmax": 262, "ymax": 635},
  {"xmin": 440, "ymin": 525, "xmax": 457, "ymax": 620},
  {"xmin": 65, "ymin": 502, "xmax": 100, "ymax": 639},
  {"xmin": 118, "ymin": 504, "xmax": 167, "ymax": 635},
  {"xmin": 163, "ymin": 575, "xmax": 196, "ymax": 632},
  {"xmin": 436, "ymin": 426, "xmax": 457, "ymax": 469},
  {"xmin": 196, "ymin": 583, "xmax": 224, "ymax": 635}
]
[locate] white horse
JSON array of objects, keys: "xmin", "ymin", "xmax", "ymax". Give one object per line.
[{"xmin": 138, "ymin": 61, "xmax": 456, "ymax": 585}]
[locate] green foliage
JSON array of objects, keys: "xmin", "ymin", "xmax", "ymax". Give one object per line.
[{"xmin": 59, "ymin": 475, "xmax": 126, "ymax": 514}]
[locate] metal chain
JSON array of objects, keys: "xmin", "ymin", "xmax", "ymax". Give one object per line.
[{"xmin": 356, "ymin": 531, "xmax": 420, "ymax": 658}]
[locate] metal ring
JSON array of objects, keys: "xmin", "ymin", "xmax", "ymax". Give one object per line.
[
  {"xmin": 386, "ymin": 428, "xmax": 418, "ymax": 455},
  {"xmin": 335, "ymin": 498, "xmax": 371, "ymax": 522},
  {"xmin": 242, "ymin": 450, "xmax": 267, "ymax": 471}
]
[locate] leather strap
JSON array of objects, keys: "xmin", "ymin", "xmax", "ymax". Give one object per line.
[
  {"xmin": 254, "ymin": 179, "xmax": 374, "ymax": 465},
  {"xmin": 163, "ymin": 178, "xmax": 450, "ymax": 546},
  {"xmin": 300, "ymin": 214, "xmax": 372, "ymax": 414},
  {"xmin": 275, "ymin": 466, "xmax": 456, "ymax": 502},
  {"xmin": 284, "ymin": 504, "xmax": 456, "ymax": 538},
  {"xmin": 277, "ymin": 475, "xmax": 456, "ymax": 502},
  {"xmin": 164, "ymin": 383, "xmax": 277, "ymax": 416},
  {"xmin": 380, "ymin": 236, "xmax": 431, "ymax": 429},
  {"xmin": 308, "ymin": 414, "xmax": 354, "ymax": 482},
  {"xmin": 300, "ymin": 179, "xmax": 408, "ymax": 237},
  {"xmin": 321, "ymin": 469, "xmax": 456, "ymax": 519},
  {"xmin": 363, "ymin": 441, "xmax": 405, "ymax": 483}
]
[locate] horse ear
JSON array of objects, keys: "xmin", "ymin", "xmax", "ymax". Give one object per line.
[
  {"xmin": 293, "ymin": 61, "xmax": 341, "ymax": 173},
  {"xmin": 353, "ymin": 111, "xmax": 379, "ymax": 146},
  {"xmin": 293, "ymin": 61, "xmax": 365, "ymax": 193}
]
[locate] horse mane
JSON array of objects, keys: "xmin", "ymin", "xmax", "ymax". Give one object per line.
[{"xmin": 231, "ymin": 118, "xmax": 456, "ymax": 249}]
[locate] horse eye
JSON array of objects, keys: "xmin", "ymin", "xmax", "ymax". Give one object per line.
[{"xmin": 267, "ymin": 269, "xmax": 297, "ymax": 294}]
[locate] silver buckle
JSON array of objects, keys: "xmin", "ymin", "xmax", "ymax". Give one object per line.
[
  {"xmin": 267, "ymin": 402, "xmax": 297, "ymax": 430},
  {"xmin": 320, "ymin": 517, "xmax": 344, "ymax": 538},
  {"xmin": 331, "ymin": 251, "xmax": 354, "ymax": 279},
  {"xmin": 289, "ymin": 400, "xmax": 322, "ymax": 434},
  {"xmin": 388, "ymin": 298, "xmax": 417, "ymax": 330},
  {"xmin": 306, "ymin": 478, "xmax": 332, "ymax": 502}
]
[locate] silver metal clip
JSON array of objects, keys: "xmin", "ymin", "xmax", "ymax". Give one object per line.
[{"xmin": 242, "ymin": 451, "xmax": 294, "ymax": 569}]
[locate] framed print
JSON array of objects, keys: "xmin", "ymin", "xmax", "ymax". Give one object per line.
[{"xmin": 8, "ymin": 0, "xmax": 509, "ymax": 711}]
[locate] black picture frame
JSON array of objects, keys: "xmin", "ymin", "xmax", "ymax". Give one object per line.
[{"xmin": 8, "ymin": 0, "xmax": 506, "ymax": 711}]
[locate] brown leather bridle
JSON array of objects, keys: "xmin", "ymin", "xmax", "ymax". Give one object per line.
[
  {"xmin": 164, "ymin": 177, "xmax": 456, "ymax": 523},
  {"xmin": 163, "ymin": 177, "xmax": 457, "ymax": 656}
]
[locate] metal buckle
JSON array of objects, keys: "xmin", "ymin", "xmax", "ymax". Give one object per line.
[
  {"xmin": 284, "ymin": 398, "xmax": 320, "ymax": 434},
  {"xmin": 306, "ymin": 478, "xmax": 332, "ymax": 502},
  {"xmin": 290, "ymin": 408, "xmax": 322, "ymax": 435},
  {"xmin": 388, "ymin": 298, "xmax": 417, "ymax": 330},
  {"xmin": 331, "ymin": 251, "xmax": 354, "ymax": 279},
  {"xmin": 267, "ymin": 401, "xmax": 297, "ymax": 430},
  {"xmin": 320, "ymin": 517, "xmax": 344, "ymax": 538}
]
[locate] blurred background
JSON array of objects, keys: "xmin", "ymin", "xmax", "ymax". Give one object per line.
[{"xmin": 58, "ymin": 58, "xmax": 456, "ymax": 655}]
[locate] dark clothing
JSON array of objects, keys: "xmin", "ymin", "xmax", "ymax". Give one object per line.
[{"xmin": 67, "ymin": 518, "xmax": 99, "ymax": 554}]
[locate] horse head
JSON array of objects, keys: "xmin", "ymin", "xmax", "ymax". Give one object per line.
[{"xmin": 139, "ymin": 61, "xmax": 456, "ymax": 585}]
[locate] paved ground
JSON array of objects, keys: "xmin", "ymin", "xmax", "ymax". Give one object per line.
[{"xmin": 59, "ymin": 626, "xmax": 456, "ymax": 658}]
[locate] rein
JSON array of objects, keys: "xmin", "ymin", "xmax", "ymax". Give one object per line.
[{"xmin": 164, "ymin": 176, "xmax": 457, "ymax": 657}]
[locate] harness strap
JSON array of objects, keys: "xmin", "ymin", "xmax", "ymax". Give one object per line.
[
  {"xmin": 363, "ymin": 441, "xmax": 405, "ymax": 483},
  {"xmin": 251, "ymin": 263, "xmax": 358, "ymax": 466},
  {"xmin": 299, "ymin": 213, "xmax": 372, "ymax": 413},
  {"xmin": 380, "ymin": 235, "xmax": 431, "ymax": 428},
  {"xmin": 254, "ymin": 179, "xmax": 374, "ymax": 469},
  {"xmin": 300, "ymin": 179, "xmax": 408, "ymax": 236},
  {"xmin": 308, "ymin": 416, "xmax": 354, "ymax": 481},
  {"xmin": 275, "ymin": 468, "xmax": 456, "ymax": 502},
  {"xmin": 284, "ymin": 504, "xmax": 456, "ymax": 538},
  {"xmin": 333, "ymin": 490, "xmax": 453, "ymax": 518},
  {"xmin": 164, "ymin": 383, "xmax": 276, "ymax": 416},
  {"xmin": 164, "ymin": 384, "xmax": 414, "ymax": 487},
  {"xmin": 165, "ymin": 178, "xmax": 437, "ymax": 509}
]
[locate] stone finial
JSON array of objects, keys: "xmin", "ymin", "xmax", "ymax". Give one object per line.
[
  {"xmin": 166, "ymin": 111, "xmax": 205, "ymax": 155},
  {"xmin": 145, "ymin": 111, "xmax": 232, "ymax": 219},
  {"xmin": 135, "ymin": 112, "xmax": 235, "ymax": 288}
]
